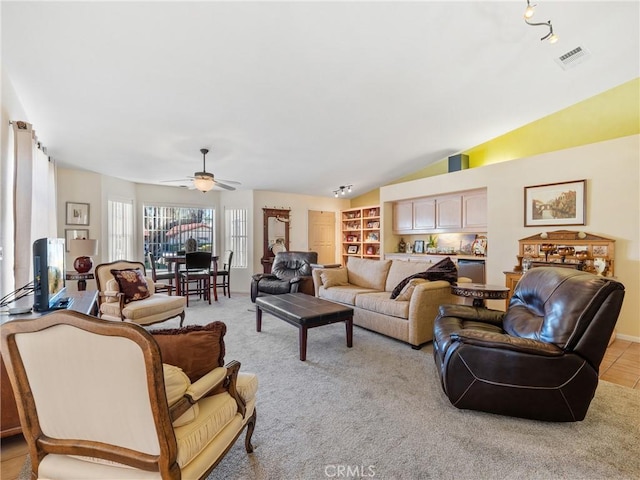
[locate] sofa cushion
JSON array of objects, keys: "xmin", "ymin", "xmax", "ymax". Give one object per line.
[
  {"xmin": 151, "ymin": 322, "xmax": 226, "ymax": 383},
  {"xmin": 355, "ymin": 291, "xmax": 410, "ymax": 319},
  {"xmin": 320, "ymin": 268, "xmax": 349, "ymax": 288},
  {"xmin": 394, "ymin": 278, "xmax": 428, "ymax": 301},
  {"xmin": 346, "ymin": 257, "xmax": 392, "ymax": 290},
  {"xmin": 390, "ymin": 257, "xmax": 458, "ymax": 299},
  {"xmin": 385, "ymin": 260, "xmax": 433, "ymax": 292},
  {"xmin": 110, "ymin": 268, "xmax": 150, "ymax": 303},
  {"xmin": 319, "ymin": 285, "xmax": 379, "ymax": 306}
]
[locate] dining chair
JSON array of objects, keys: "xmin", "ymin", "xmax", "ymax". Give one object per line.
[
  {"xmin": 180, "ymin": 252, "xmax": 213, "ymax": 306},
  {"xmin": 214, "ymin": 250, "xmax": 233, "ymax": 298},
  {"xmin": 148, "ymin": 252, "xmax": 175, "ymax": 295}
]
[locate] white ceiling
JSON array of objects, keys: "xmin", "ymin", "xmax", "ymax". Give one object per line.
[{"xmin": 2, "ymin": 1, "xmax": 639, "ymax": 198}]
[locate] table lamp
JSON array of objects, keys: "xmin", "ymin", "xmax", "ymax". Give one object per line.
[{"xmin": 70, "ymin": 238, "xmax": 98, "ymax": 273}]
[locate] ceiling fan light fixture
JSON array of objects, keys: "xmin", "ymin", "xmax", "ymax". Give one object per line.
[{"xmin": 193, "ymin": 173, "xmax": 214, "ymax": 192}]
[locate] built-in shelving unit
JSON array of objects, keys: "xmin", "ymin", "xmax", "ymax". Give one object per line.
[{"xmin": 341, "ymin": 206, "xmax": 380, "ymax": 265}]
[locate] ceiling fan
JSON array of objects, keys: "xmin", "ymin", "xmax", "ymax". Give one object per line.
[{"xmin": 163, "ymin": 148, "xmax": 239, "ymax": 192}]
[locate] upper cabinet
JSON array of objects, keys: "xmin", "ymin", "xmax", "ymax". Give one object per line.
[
  {"xmin": 462, "ymin": 190, "xmax": 487, "ymax": 229},
  {"xmin": 393, "ymin": 189, "xmax": 486, "ymax": 234}
]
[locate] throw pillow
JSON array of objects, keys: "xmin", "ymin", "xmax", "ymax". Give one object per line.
[
  {"xmin": 110, "ymin": 269, "xmax": 150, "ymax": 303},
  {"xmin": 320, "ymin": 268, "xmax": 349, "ymax": 288},
  {"xmin": 151, "ymin": 322, "xmax": 226, "ymax": 383},
  {"xmin": 389, "ymin": 257, "xmax": 458, "ymax": 299},
  {"xmin": 394, "ymin": 278, "xmax": 428, "ymax": 301}
]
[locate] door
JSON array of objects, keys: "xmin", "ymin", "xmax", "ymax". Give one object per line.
[{"xmin": 308, "ymin": 210, "xmax": 336, "ymax": 264}]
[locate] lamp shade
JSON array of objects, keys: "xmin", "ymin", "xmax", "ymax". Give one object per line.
[{"xmin": 69, "ymin": 239, "xmax": 98, "ymax": 257}]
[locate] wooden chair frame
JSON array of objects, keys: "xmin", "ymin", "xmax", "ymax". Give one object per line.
[{"xmin": 1, "ymin": 311, "xmax": 256, "ymax": 479}]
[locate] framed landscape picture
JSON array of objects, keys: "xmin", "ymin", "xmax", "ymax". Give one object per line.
[{"xmin": 524, "ymin": 180, "xmax": 586, "ymax": 227}]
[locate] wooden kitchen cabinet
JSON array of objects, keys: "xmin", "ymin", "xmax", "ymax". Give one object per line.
[
  {"xmin": 463, "ymin": 190, "xmax": 487, "ymax": 229},
  {"xmin": 392, "ymin": 189, "xmax": 486, "ymax": 234},
  {"xmin": 436, "ymin": 194, "xmax": 462, "ymax": 229}
]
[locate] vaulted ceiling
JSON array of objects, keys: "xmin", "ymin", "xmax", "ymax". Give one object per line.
[{"xmin": 2, "ymin": 1, "xmax": 638, "ymax": 197}]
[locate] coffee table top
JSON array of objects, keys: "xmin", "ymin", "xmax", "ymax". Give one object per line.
[{"xmin": 255, "ymin": 293, "xmax": 353, "ymax": 325}]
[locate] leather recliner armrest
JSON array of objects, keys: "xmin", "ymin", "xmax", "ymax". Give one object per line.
[
  {"xmin": 451, "ymin": 330, "xmax": 564, "ymax": 356},
  {"xmin": 252, "ymin": 273, "xmax": 276, "ymax": 282},
  {"xmin": 438, "ymin": 304, "xmax": 505, "ymax": 326}
]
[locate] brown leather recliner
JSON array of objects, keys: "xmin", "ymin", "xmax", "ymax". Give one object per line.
[
  {"xmin": 433, "ymin": 267, "xmax": 625, "ymax": 422},
  {"xmin": 251, "ymin": 251, "xmax": 318, "ymax": 302}
]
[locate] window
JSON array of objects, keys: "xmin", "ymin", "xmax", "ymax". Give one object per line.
[
  {"xmin": 107, "ymin": 199, "xmax": 134, "ymax": 261},
  {"xmin": 143, "ymin": 205, "xmax": 215, "ymax": 268},
  {"xmin": 225, "ymin": 208, "xmax": 248, "ymax": 268}
]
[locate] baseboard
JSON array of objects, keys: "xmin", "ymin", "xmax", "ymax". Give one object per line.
[{"xmin": 615, "ymin": 332, "xmax": 640, "ymax": 343}]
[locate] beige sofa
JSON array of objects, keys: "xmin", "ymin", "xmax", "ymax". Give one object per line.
[{"xmin": 312, "ymin": 257, "xmax": 470, "ymax": 348}]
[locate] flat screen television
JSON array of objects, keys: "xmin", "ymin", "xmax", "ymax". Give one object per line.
[{"xmin": 33, "ymin": 238, "xmax": 67, "ymax": 312}]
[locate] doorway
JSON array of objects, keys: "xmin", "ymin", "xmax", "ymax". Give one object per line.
[{"xmin": 308, "ymin": 210, "xmax": 336, "ymax": 264}]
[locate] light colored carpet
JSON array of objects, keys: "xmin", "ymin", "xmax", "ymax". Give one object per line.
[{"xmin": 21, "ymin": 294, "xmax": 640, "ymax": 479}]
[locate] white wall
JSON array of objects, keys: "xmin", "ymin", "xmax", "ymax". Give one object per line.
[
  {"xmin": 252, "ymin": 191, "xmax": 350, "ymax": 274},
  {"xmin": 381, "ymin": 135, "xmax": 640, "ymax": 340},
  {"xmin": 55, "ymin": 170, "xmax": 351, "ymax": 295}
]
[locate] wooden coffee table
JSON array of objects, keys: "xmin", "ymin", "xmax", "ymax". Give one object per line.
[{"xmin": 255, "ymin": 293, "xmax": 353, "ymax": 361}]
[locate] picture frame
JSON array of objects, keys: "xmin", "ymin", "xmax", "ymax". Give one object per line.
[
  {"xmin": 366, "ymin": 245, "xmax": 374, "ymax": 255},
  {"xmin": 65, "ymin": 229, "xmax": 89, "ymax": 251},
  {"xmin": 66, "ymin": 202, "xmax": 90, "ymax": 225},
  {"xmin": 524, "ymin": 180, "xmax": 586, "ymax": 227},
  {"xmin": 347, "ymin": 244, "xmax": 359, "ymax": 254},
  {"xmin": 413, "ymin": 240, "xmax": 425, "ymax": 254}
]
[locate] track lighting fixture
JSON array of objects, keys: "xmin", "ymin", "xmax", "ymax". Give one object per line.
[
  {"xmin": 333, "ymin": 185, "xmax": 353, "ymax": 197},
  {"xmin": 523, "ymin": 0, "xmax": 558, "ymax": 44}
]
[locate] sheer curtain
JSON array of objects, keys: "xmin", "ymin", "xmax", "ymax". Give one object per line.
[{"xmin": 11, "ymin": 121, "xmax": 57, "ymax": 290}]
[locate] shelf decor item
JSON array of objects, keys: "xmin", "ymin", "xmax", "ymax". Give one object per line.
[
  {"xmin": 413, "ymin": 240, "xmax": 425, "ymax": 254},
  {"xmin": 347, "ymin": 245, "xmax": 359, "ymax": 254},
  {"xmin": 524, "ymin": 180, "xmax": 586, "ymax": 227},
  {"xmin": 66, "ymin": 202, "xmax": 90, "ymax": 225}
]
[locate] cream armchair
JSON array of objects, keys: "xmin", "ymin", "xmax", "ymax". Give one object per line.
[
  {"xmin": 1, "ymin": 310, "xmax": 258, "ymax": 479},
  {"xmin": 95, "ymin": 260, "xmax": 186, "ymax": 327}
]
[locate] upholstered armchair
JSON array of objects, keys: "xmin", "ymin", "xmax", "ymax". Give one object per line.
[
  {"xmin": 251, "ymin": 251, "xmax": 318, "ymax": 302},
  {"xmin": 95, "ymin": 260, "xmax": 186, "ymax": 327},
  {"xmin": 1, "ymin": 311, "xmax": 258, "ymax": 480},
  {"xmin": 433, "ymin": 267, "xmax": 625, "ymax": 422}
]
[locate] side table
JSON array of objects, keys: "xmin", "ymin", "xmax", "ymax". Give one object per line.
[{"xmin": 451, "ymin": 283, "xmax": 510, "ymax": 308}]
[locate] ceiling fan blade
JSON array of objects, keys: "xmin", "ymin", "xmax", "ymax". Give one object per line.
[
  {"xmin": 161, "ymin": 179, "xmax": 190, "ymax": 183},
  {"xmin": 214, "ymin": 180, "xmax": 236, "ymax": 191},
  {"xmin": 216, "ymin": 178, "xmax": 241, "ymax": 185}
]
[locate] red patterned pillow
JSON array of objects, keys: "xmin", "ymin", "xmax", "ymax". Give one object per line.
[
  {"xmin": 110, "ymin": 269, "xmax": 150, "ymax": 303},
  {"xmin": 150, "ymin": 322, "xmax": 226, "ymax": 383}
]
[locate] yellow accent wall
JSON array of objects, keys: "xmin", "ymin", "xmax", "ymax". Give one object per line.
[{"xmin": 351, "ymin": 77, "xmax": 640, "ymax": 206}]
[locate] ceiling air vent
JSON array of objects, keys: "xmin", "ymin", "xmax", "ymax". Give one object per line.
[{"xmin": 555, "ymin": 46, "xmax": 592, "ymax": 70}]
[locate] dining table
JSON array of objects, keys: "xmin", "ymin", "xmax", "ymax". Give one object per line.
[{"xmin": 163, "ymin": 253, "xmax": 218, "ymax": 301}]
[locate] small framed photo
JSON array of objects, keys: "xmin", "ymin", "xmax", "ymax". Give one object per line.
[
  {"xmin": 65, "ymin": 229, "xmax": 89, "ymax": 251},
  {"xmin": 414, "ymin": 240, "xmax": 425, "ymax": 254},
  {"xmin": 66, "ymin": 202, "xmax": 90, "ymax": 225},
  {"xmin": 347, "ymin": 245, "xmax": 359, "ymax": 254},
  {"xmin": 524, "ymin": 180, "xmax": 586, "ymax": 227},
  {"xmin": 366, "ymin": 246, "xmax": 374, "ymax": 255}
]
